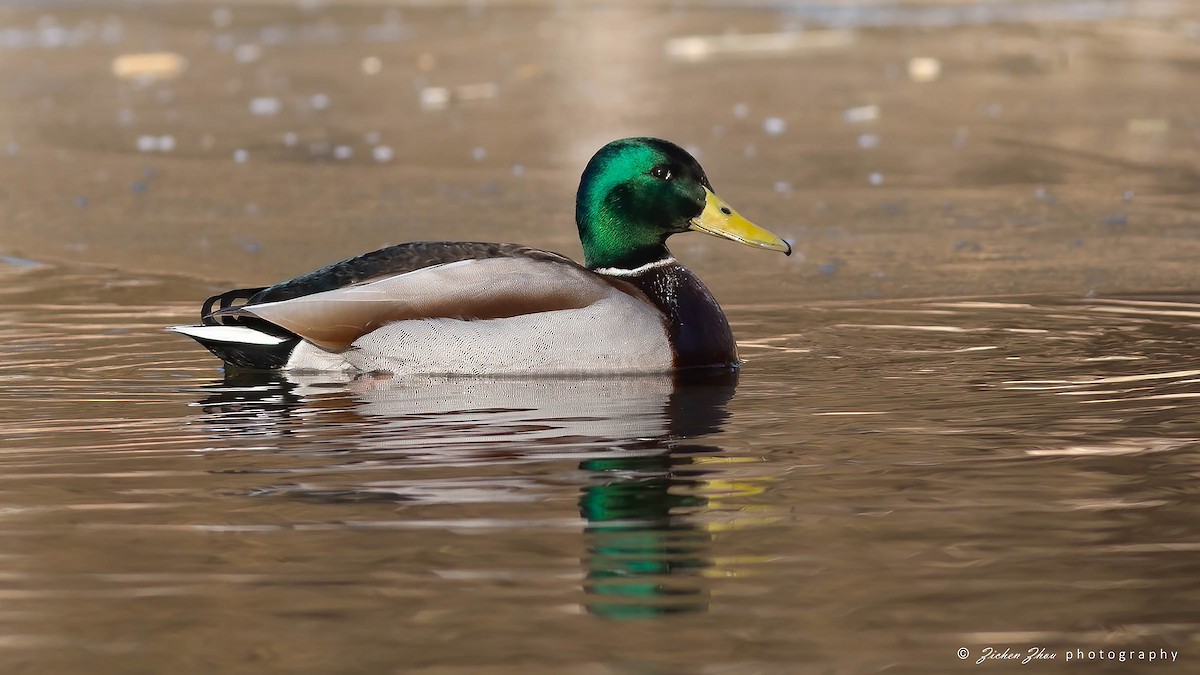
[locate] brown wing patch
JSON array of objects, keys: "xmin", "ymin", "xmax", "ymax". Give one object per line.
[{"xmin": 244, "ymin": 258, "xmax": 619, "ymax": 351}]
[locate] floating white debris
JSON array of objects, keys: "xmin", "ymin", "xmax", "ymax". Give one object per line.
[
  {"xmin": 111, "ymin": 52, "xmax": 187, "ymax": 82},
  {"xmin": 665, "ymin": 29, "xmax": 855, "ymax": 63},
  {"xmin": 135, "ymin": 135, "xmax": 175, "ymax": 153},
  {"xmin": 732, "ymin": 103, "xmax": 749, "ymax": 119},
  {"xmin": 843, "ymin": 105, "xmax": 879, "ymax": 124},
  {"xmin": 512, "ymin": 164, "xmax": 525, "ymax": 177},
  {"xmin": 420, "ymin": 83, "xmax": 498, "ymax": 111},
  {"xmin": 363, "ymin": 131, "xmax": 381, "ymax": 145},
  {"xmin": 472, "ymin": 146, "xmax": 487, "ymax": 161},
  {"xmin": 857, "ymin": 133, "xmax": 880, "ymax": 149},
  {"xmin": 1123, "ymin": 189, "xmax": 1135, "ymax": 202},
  {"xmin": 372, "ymin": 145, "xmax": 394, "ymax": 163},
  {"xmin": 774, "ymin": 180, "xmax": 791, "ymax": 194},
  {"xmin": 0, "ymin": 18, "xmax": 126, "ymax": 49},
  {"xmin": 212, "ymin": 7, "xmax": 232, "ymax": 29},
  {"xmin": 283, "ymin": 132, "xmax": 298, "ymax": 147},
  {"xmin": 869, "ymin": 172, "xmax": 884, "ymax": 186},
  {"xmin": 907, "ymin": 56, "xmax": 941, "ymax": 83},
  {"xmin": 763, "ymin": 117, "xmax": 787, "ymax": 136},
  {"xmin": 361, "ymin": 56, "xmax": 382, "ymax": 75},
  {"xmin": 233, "ymin": 149, "xmax": 248, "ymax": 163},
  {"xmin": 249, "ymin": 96, "xmax": 282, "ymax": 116},
  {"xmin": 333, "ymin": 145, "xmax": 353, "ymax": 160},
  {"xmin": 117, "ymin": 108, "xmax": 135, "ymax": 126},
  {"xmin": 743, "ymin": 144, "xmax": 757, "ymax": 158},
  {"xmin": 420, "ymin": 87, "xmax": 450, "ymax": 110},
  {"xmin": 310, "ymin": 93, "xmax": 330, "ymax": 110},
  {"xmin": 234, "ymin": 44, "xmax": 261, "ymax": 64}
]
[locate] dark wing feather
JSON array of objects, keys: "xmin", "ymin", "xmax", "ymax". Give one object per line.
[{"xmin": 248, "ymin": 242, "xmax": 579, "ymax": 305}]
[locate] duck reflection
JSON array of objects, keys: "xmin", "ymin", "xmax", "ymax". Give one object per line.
[
  {"xmin": 193, "ymin": 369, "xmax": 738, "ymax": 620},
  {"xmin": 579, "ymin": 374, "xmax": 735, "ymax": 619},
  {"xmin": 580, "ymin": 448, "xmax": 714, "ymax": 619}
]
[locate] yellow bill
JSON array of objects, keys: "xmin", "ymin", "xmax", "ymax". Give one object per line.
[{"xmin": 689, "ymin": 188, "xmax": 791, "ymax": 255}]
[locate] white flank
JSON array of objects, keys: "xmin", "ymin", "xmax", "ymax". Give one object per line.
[
  {"xmin": 593, "ymin": 257, "xmax": 677, "ymax": 277},
  {"xmin": 285, "ymin": 296, "xmax": 673, "ymax": 374},
  {"xmin": 170, "ymin": 324, "xmax": 287, "ymax": 345}
]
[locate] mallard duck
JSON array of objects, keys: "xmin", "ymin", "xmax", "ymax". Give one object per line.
[{"xmin": 172, "ymin": 137, "xmax": 791, "ymax": 373}]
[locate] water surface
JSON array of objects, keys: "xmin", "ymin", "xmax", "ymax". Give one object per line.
[
  {"xmin": 2, "ymin": 1, "xmax": 1200, "ymax": 672},
  {"xmin": 2, "ymin": 261, "xmax": 1199, "ymax": 673}
]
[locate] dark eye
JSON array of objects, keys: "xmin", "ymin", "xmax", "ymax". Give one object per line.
[{"xmin": 650, "ymin": 164, "xmax": 673, "ymax": 181}]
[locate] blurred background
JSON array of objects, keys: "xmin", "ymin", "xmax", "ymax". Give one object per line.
[
  {"xmin": 2, "ymin": 0, "xmax": 1198, "ymax": 305},
  {"xmin": 3, "ymin": 3, "xmax": 1200, "ymax": 673}
]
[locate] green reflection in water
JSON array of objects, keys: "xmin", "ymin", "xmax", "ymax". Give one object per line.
[
  {"xmin": 580, "ymin": 373, "xmax": 737, "ymax": 620},
  {"xmin": 580, "ymin": 451, "xmax": 715, "ymax": 620}
]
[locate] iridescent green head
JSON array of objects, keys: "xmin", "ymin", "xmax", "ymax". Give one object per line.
[{"xmin": 575, "ymin": 137, "xmax": 790, "ymax": 271}]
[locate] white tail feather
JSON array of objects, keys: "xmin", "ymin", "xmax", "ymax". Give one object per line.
[{"xmin": 170, "ymin": 325, "xmax": 287, "ymax": 346}]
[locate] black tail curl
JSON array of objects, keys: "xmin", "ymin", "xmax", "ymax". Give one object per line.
[
  {"xmin": 201, "ymin": 287, "xmax": 267, "ymax": 325},
  {"xmin": 194, "ymin": 287, "xmax": 301, "ymax": 370}
]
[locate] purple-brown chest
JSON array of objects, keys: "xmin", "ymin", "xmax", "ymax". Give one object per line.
[{"xmin": 622, "ymin": 262, "xmax": 738, "ymax": 369}]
